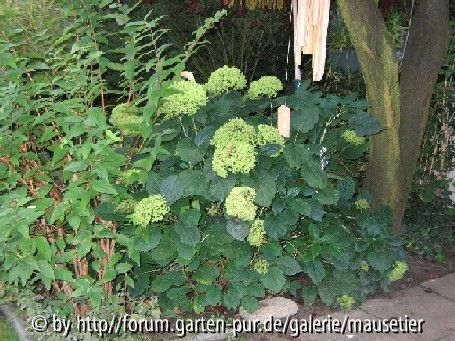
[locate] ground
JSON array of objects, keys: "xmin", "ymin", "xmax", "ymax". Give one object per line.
[
  {"xmin": 2, "ymin": 254, "xmax": 454, "ymax": 341},
  {"xmin": 0, "ymin": 315, "xmax": 18, "ymax": 341}
]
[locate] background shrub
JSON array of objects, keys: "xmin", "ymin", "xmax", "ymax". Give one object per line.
[{"xmin": 0, "ymin": 0, "xmax": 406, "ymax": 320}]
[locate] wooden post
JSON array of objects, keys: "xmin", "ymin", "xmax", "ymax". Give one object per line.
[{"xmin": 277, "ymin": 105, "xmax": 291, "ymax": 138}]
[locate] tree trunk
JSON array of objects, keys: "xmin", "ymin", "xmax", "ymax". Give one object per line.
[
  {"xmin": 338, "ymin": 0, "xmax": 451, "ymax": 233},
  {"xmin": 338, "ymin": 0, "xmax": 402, "ymax": 219},
  {"xmin": 395, "ymin": 0, "xmax": 451, "ymax": 230}
]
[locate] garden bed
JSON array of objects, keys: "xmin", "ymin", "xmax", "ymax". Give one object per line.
[
  {"xmin": 0, "ymin": 2, "xmax": 453, "ymax": 341},
  {"xmin": 2, "ymin": 254, "xmax": 451, "ymax": 341}
]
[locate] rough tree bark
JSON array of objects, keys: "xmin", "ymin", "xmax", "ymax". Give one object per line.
[
  {"xmin": 395, "ymin": 0, "xmax": 451, "ymax": 229},
  {"xmin": 337, "ymin": 0, "xmax": 402, "ymax": 222},
  {"xmin": 337, "ymin": 0, "xmax": 451, "ymax": 233}
]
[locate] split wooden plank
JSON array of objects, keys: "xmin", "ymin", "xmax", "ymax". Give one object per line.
[
  {"xmin": 294, "ymin": 0, "xmax": 331, "ymax": 81},
  {"xmin": 277, "ymin": 105, "xmax": 291, "ymax": 138},
  {"xmin": 317, "ymin": 0, "xmax": 331, "ymax": 81}
]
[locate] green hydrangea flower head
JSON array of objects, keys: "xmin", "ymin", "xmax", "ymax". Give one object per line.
[
  {"xmin": 115, "ymin": 198, "xmax": 137, "ymax": 215},
  {"xmin": 129, "ymin": 195, "xmax": 170, "ymax": 226},
  {"xmin": 247, "ymin": 219, "xmax": 267, "ymax": 247},
  {"xmin": 342, "ymin": 129, "xmax": 366, "ymax": 145},
  {"xmin": 388, "ymin": 261, "xmax": 408, "ymax": 282},
  {"xmin": 247, "ymin": 75, "xmax": 283, "ymax": 99},
  {"xmin": 110, "ymin": 103, "xmax": 143, "ymax": 135},
  {"xmin": 257, "ymin": 124, "xmax": 285, "ymax": 156},
  {"xmin": 360, "ymin": 260, "xmax": 370, "ymax": 272},
  {"xmin": 205, "ymin": 65, "xmax": 247, "ymax": 96},
  {"xmin": 211, "ymin": 118, "xmax": 257, "ymax": 146},
  {"xmin": 355, "ymin": 198, "xmax": 370, "ymax": 210},
  {"xmin": 253, "ymin": 259, "xmax": 270, "ymax": 274},
  {"xmin": 160, "ymin": 80, "xmax": 207, "ymax": 119},
  {"xmin": 212, "ymin": 141, "xmax": 256, "ymax": 178},
  {"xmin": 225, "ymin": 186, "xmax": 257, "ymax": 221},
  {"xmin": 337, "ymin": 295, "xmax": 355, "ymax": 310},
  {"xmin": 211, "ymin": 119, "xmax": 257, "ymax": 177}
]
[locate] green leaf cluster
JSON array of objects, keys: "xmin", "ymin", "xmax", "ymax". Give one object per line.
[{"xmin": 0, "ymin": 0, "xmax": 404, "ymax": 318}]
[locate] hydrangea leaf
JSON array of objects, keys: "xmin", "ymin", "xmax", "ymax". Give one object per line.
[
  {"xmin": 207, "ymin": 177, "xmax": 236, "ymax": 202},
  {"xmin": 258, "ymin": 144, "xmax": 282, "ymax": 157},
  {"xmin": 241, "ymin": 295, "xmax": 258, "ymax": 313},
  {"xmin": 151, "ymin": 271, "xmax": 185, "ymax": 293},
  {"xmin": 176, "ymin": 243, "xmax": 198, "ymax": 262},
  {"xmin": 276, "ymin": 256, "xmax": 302, "ymax": 275},
  {"xmin": 292, "ymin": 106, "xmax": 320, "ymax": 134},
  {"xmin": 95, "ymin": 202, "xmax": 125, "ymax": 222},
  {"xmin": 289, "ymin": 198, "xmax": 311, "ymax": 217},
  {"xmin": 134, "ymin": 225, "xmax": 161, "ymax": 252},
  {"xmin": 259, "ymin": 267, "xmax": 285, "ymax": 293},
  {"xmin": 175, "ymin": 209, "xmax": 201, "ymax": 246},
  {"xmin": 264, "ymin": 215, "xmax": 288, "ymax": 240},
  {"xmin": 301, "ymin": 162, "xmax": 328, "ymax": 189},
  {"xmin": 308, "ymin": 199, "xmax": 326, "ymax": 221},
  {"xmin": 146, "ymin": 172, "xmax": 162, "ymax": 195},
  {"xmin": 303, "ymin": 259, "xmax": 326, "ymax": 285},
  {"xmin": 194, "ymin": 126, "xmax": 216, "ymax": 147},
  {"xmin": 366, "ymin": 247, "xmax": 395, "ymax": 272},
  {"xmin": 246, "ymin": 283, "xmax": 266, "ymax": 298},
  {"xmin": 160, "ymin": 175, "xmax": 183, "ymax": 204},
  {"xmin": 316, "ymin": 187, "xmax": 340, "ymax": 205},
  {"xmin": 348, "ymin": 112, "xmax": 382, "ymax": 136},
  {"xmin": 337, "ymin": 176, "xmax": 356, "ymax": 200},
  {"xmin": 226, "ymin": 218, "xmax": 250, "ymax": 241},
  {"xmin": 302, "ymin": 286, "xmax": 318, "ymax": 307},
  {"xmin": 194, "ymin": 264, "xmax": 220, "ymax": 285},
  {"xmin": 245, "ymin": 172, "xmax": 276, "ymax": 207},
  {"xmin": 176, "ymin": 138, "xmax": 204, "ymax": 164},
  {"xmin": 203, "ymin": 285, "xmax": 222, "ymax": 307},
  {"xmin": 260, "ymin": 241, "xmax": 283, "ymax": 261},
  {"xmin": 223, "ymin": 285, "xmax": 243, "ymax": 310},
  {"xmin": 283, "ymin": 144, "xmax": 310, "ymax": 169},
  {"xmin": 179, "ymin": 170, "xmax": 208, "ymax": 197}
]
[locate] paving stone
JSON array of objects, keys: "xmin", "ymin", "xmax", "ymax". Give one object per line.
[
  {"xmin": 433, "ymin": 332, "xmax": 455, "ymax": 341},
  {"xmin": 360, "ymin": 286, "xmax": 455, "ymax": 341},
  {"xmin": 421, "ymin": 272, "xmax": 455, "ymax": 301},
  {"xmin": 242, "ymin": 273, "xmax": 455, "ymax": 341},
  {"xmin": 239, "ymin": 297, "xmax": 298, "ymax": 323}
]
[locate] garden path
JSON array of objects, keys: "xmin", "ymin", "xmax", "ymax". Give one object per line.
[{"xmin": 301, "ymin": 272, "xmax": 455, "ymax": 341}]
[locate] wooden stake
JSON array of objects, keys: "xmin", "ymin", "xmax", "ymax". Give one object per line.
[{"xmin": 277, "ymin": 105, "xmax": 291, "ymax": 138}]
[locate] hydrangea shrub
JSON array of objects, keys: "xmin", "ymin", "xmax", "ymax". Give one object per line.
[{"xmin": 0, "ymin": 1, "xmax": 407, "ymax": 318}]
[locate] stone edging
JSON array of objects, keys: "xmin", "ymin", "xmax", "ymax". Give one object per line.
[{"xmin": 0, "ymin": 304, "xmax": 34, "ymax": 341}]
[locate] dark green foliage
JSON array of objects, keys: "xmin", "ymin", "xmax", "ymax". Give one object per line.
[
  {"xmin": 129, "ymin": 0, "xmax": 292, "ymax": 83},
  {"xmin": 0, "ymin": 0, "xmax": 406, "ymax": 318}
]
